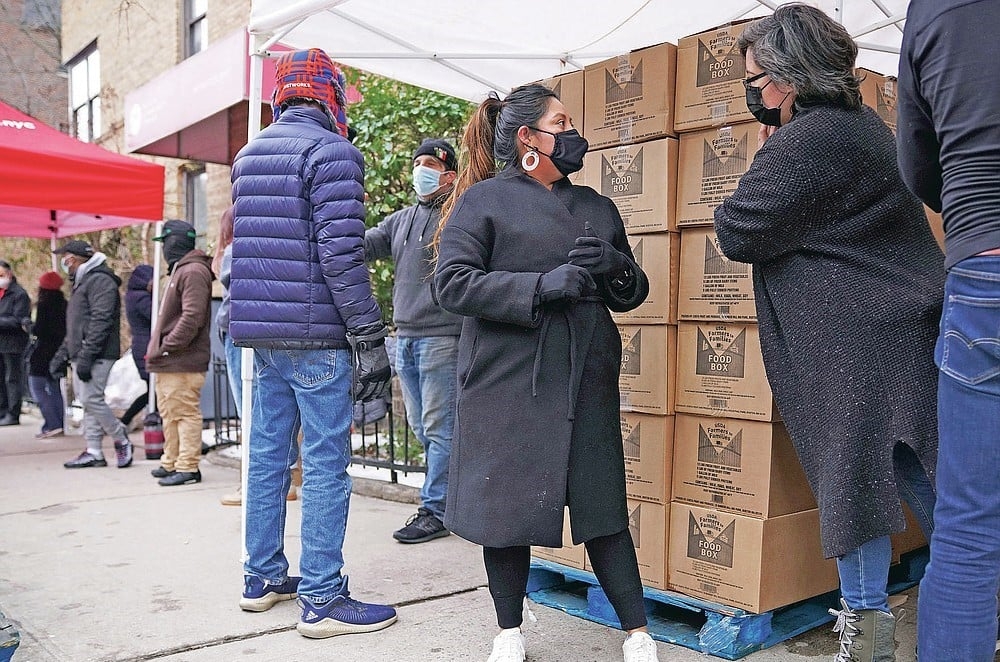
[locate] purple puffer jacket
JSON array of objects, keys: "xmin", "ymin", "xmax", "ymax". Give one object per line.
[{"xmin": 229, "ymin": 105, "xmax": 382, "ymax": 349}]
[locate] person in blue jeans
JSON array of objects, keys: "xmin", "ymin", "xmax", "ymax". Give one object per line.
[
  {"xmin": 364, "ymin": 138, "xmax": 461, "ymax": 544},
  {"xmin": 897, "ymin": 1, "xmax": 1000, "ymax": 660},
  {"xmin": 714, "ymin": 7, "xmax": 943, "ymax": 661},
  {"xmin": 229, "ymin": 48, "xmax": 395, "ymax": 639}
]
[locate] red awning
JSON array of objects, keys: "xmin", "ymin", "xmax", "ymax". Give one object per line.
[{"xmin": 0, "ymin": 100, "xmax": 165, "ymax": 238}]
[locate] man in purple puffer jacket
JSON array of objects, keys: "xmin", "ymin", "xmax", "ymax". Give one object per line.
[{"xmin": 229, "ymin": 48, "xmax": 395, "ymax": 639}]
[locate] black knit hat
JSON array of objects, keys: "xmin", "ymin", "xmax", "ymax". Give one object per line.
[{"xmin": 413, "ymin": 138, "xmax": 457, "ymax": 172}]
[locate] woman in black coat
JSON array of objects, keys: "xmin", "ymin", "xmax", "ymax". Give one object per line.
[
  {"xmin": 433, "ymin": 84, "xmax": 658, "ymax": 662},
  {"xmin": 120, "ymin": 264, "xmax": 153, "ymax": 427},
  {"xmin": 713, "ymin": 6, "xmax": 942, "ymax": 661},
  {"xmin": 28, "ymin": 271, "xmax": 67, "ymax": 437}
]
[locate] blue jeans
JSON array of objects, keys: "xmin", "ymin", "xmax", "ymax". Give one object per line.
[
  {"xmin": 29, "ymin": 374, "xmax": 64, "ymax": 432},
  {"xmin": 918, "ymin": 256, "xmax": 1000, "ymax": 661},
  {"xmin": 224, "ymin": 333, "xmax": 242, "ymax": 408},
  {"xmin": 395, "ymin": 336, "xmax": 457, "ymax": 520},
  {"xmin": 837, "ymin": 444, "xmax": 936, "ymax": 612},
  {"xmin": 243, "ymin": 348, "xmax": 352, "ymax": 603}
]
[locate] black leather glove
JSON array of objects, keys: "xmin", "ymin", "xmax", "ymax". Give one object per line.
[
  {"xmin": 346, "ymin": 325, "xmax": 391, "ymax": 403},
  {"xmin": 49, "ymin": 357, "xmax": 67, "ymax": 382},
  {"xmin": 568, "ymin": 222, "xmax": 629, "ymax": 276},
  {"xmin": 76, "ymin": 360, "xmax": 93, "ymax": 383},
  {"xmin": 538, "ymin": 264, "xmax": 596, "ymax": 304}
]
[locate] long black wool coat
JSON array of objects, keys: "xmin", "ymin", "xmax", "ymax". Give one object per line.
[
  {"xmin": 714, "ymin": 104, "xmax": 944, "ymax": 558},
  {"xmin": 434, "ymin": 168, "xmax": 649, "ymax": 548}
]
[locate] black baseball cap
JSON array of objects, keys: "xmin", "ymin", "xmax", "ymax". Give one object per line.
[
  {"xmin": 53, "ymin": 239, "xmax": 95, "ymax": 259},
  {"xmin": 152, "ymin": 219, "xmax": 197, "ymax": 241}
]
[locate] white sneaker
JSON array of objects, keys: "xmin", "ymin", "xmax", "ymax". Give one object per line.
[
  {"xmin": 486, "ymin": 628, "xmax": 525, "ymax": 662},
  {"xmin": 622, "ymin": 631, "xmax": 659, "ymax": 662}
]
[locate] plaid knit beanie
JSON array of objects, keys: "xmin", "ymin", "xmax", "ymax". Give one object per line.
[{"xmin": 272, "ymin": 48, "xmax": 349, "ymax": 138}]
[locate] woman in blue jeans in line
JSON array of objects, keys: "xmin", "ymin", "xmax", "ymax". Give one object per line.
[{"xmin": 714, "ymin": 6, "xmax": 943, "ymax": 661}]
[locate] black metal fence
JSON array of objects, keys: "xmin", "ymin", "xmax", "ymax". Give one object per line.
[{"xmin": 209, "ymin": 355, "xmax": 427, "ymax": 484}]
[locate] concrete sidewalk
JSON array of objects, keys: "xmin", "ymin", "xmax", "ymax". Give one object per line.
[{"xmin": 0, "ymin": 411, "xmax": 923, "ymax": 662}]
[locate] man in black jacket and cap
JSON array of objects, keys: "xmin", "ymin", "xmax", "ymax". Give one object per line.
[
  {"xmin": 51, "ymin": 240, "xmax": 133, "ymax": 469},
  {"xmin": 0, "ymin": 260, "xmax": 31, "ymax": 426}
]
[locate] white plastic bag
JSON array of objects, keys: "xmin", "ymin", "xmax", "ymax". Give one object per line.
[{"xmin": 105, "ymin": 352, "xmax": 147, "ymax": 410}]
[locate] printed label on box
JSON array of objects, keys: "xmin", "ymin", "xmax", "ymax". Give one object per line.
[
  {"xmin": 686, "ymin": 510, "xmax": 735, "ymax": 568},
  {"xmin": 695, "ymin": 326, "xmax": 746, "ymax": 378},
  {"xmin": 598, "ymin": 148, "xmax": 644, "ymax": 198},
  {"xmin": 621, "ymin": 328, "xmax": 642, "ymax": 376},
  {"xmin": 696, "ymin": 35, "xmax": 744, "ymax": 87}
]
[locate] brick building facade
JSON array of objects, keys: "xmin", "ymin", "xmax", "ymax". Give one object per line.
[{"xmin": 61, "ymin": 0, "xmax": 253, "ymax": 248}]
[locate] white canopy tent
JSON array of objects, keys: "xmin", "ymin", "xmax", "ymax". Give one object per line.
[
  {"xmin": 236, "ymin": 0, "xmax": 910, "ymax": 559},
  {"xmin": 247, "ymin": 0, "xmax": 909, "ymax": 103}
]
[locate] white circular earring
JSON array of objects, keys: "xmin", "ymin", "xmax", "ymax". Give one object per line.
[{"xmin": 521, "ymin": 149, "xmax": 540, "ymax": 172}]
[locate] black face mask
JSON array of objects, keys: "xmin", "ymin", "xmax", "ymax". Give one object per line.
[
  {"xmin": 530, "ymin": 127, "xmax": 589, "ymax": 176},
  {"xmin": 163, "ymin": 235, "xmax": 195, "ymax": 268},
  {"xmin": 744, "ymin": 72, "xmax": 788, "ymax": 127}
]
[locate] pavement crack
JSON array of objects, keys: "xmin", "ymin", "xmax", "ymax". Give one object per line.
[{"xmin": 108, "ymin": 585, "xmax": 487, "ymax": 660}]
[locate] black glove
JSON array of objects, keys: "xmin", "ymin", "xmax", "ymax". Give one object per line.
[
  {"xmin": 49, "ymin": 357, "xmax": 67, "ymax": 382},
  {"xmin": 346, "ymin": 325, "xmax": 391, "ymax": 403},
  {"xmin": 538, "ymin": 264, "xmax": 596, "ymax": 304},
  {"xmin": 568, "ymin": 222, "xmax": 629, "ymax": 275},
  {"xmin": 76, "ymin": 361, "xmax": 93, "ymax": 383}
]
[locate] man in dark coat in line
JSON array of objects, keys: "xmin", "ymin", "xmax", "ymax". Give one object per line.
[
  {"xmin": 50, "ymin": 240, "xmax": 133, "ymax": 469},
  {"xmin": 0, "ymin": 260, "xmax": 31, "ymax": 426}
]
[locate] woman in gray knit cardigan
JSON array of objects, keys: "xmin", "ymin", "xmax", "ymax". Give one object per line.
[{"xmin": 714, "ymin": 5, "xmax": 944, "ymax": 662}]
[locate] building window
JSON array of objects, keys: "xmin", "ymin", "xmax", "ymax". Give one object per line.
[
  {"xmin": 186, "ymin": 0, "xmax": 208, "ymax": 57},
  {"xmin": 68, "ymin": 44, "xmax": 100, "ymax": 142},
  {"xmin": 185, "ymin": 166, "xmax": 208, "ymax": 245}
]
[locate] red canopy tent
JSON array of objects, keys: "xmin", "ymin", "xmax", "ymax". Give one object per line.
[{"xmin": 0, "ymin": 99, "xmax": 164, "ymax": 238}]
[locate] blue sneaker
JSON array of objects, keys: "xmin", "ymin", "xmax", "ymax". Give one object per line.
[
  {"xmin": 239, "ymin": 574, "xmax": 301, "ymax": 612},
  {"xmin": 296, "ymin": 577, "xmax": 397, "ymax": 638}
]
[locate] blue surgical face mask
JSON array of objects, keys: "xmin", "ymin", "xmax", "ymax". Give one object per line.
[
  {"xmin": 60, "ymin": 258, "xmax": 72, "ymax": 275},
  {"xmin": 412, "ymin": 165, "xmax": 443, "ymax": 198}
]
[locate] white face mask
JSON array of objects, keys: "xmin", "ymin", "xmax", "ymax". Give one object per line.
[{"xmin": 0, "ymin": 278, "xmax": 9, "ymax": 290}]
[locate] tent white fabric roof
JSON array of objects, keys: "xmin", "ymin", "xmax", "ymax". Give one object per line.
[{"xmin": 248, "ymin": 0, "xmax": 909, "ymax": 102}]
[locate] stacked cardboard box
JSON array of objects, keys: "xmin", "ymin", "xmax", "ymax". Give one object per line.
[
  {"xmin": 666, "ymin": 21, "xmax": 842, "ymax": 613},
  {"xmin": 583, "ymin": 42, "xmax": 679, "ymax": 589},
  {"xmin": 530, "ymin": 23, "xmax": 926, "ymax": 615}
]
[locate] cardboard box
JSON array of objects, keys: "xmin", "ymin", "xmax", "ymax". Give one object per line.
[
  {"xmin": 925, "ymin": 205, "xmax": 944, "ymax": 250},
  {"xmin": 585, "ymin": 138, "xmax": 679, "ymax": 234},
  {"xmin": 611, "ymin": 232, "xmax": 680, "ymax": 324},
  {"xmin": 676, "ymin": 122, "xmax": 760, "ymax": 228},
  {"xmin": 677, "ymin": 227, "xmax": 756, "ymax": 322},
  {"xmin": 673, "ymin": 22, "xmax": 755, "ymax": 133},
  {"xmin": 668, "ymin": 504, "xmax": 839, "ymax": 613},
  {"xmin": 672, "ymin": 414, "xmax": 815, "ymax": 517},
  {"xmin": 538, "ymin": 70, "xmax": 585, "ymax": 136},
  {"xmin": 858, "ymin": 67, "xmax": 897, "ymax": 133},
  {"xmin": 532, "ymin": 507, "xmax": 587, "ymax": 569},
  {"xmin": 584, "ymin": 42, "xmax": 677, "ymax": 149},
  {"xmin": 675, "ymin": 322, "xmax": 779, "ymax": 421},
  {"xmin": 621, "ymin": 413, "xmax": 674, "ymax": 504},
  {"xmin": 619, "ymin": 324, "xmax": 677, "ymax": 415},
  {"xmin": 629, "ymin": 499, "xmax": 669, "ymax": 589}
]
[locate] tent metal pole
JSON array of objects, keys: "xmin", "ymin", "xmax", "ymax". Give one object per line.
[
  {"xmin": 49, "ymin": 233, "xmax": 57, "ymax": 272},
  {"xmin": 852, "ymin": 14, "xmax": 906, "ymax": 39},
  {"xmin": 869, "ymin": 0, "xmax": 904, "ymax": 32},
  {"xmin": 238, "ymin": 32, "xmax": 268, "ymax": 566},
  {"xmin": 149, "ymin": 222, "xmax": 163, "ymax": 416}
]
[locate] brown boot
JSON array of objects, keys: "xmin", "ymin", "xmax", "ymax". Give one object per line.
[{"xmin": 828, "ymin": 598, "xmax": 896, "ymax": 662}]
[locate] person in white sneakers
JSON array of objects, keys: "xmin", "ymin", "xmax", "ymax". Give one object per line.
[{"xmin": 433, "ymin": 83, "xmax": 659, "ymax": 662}]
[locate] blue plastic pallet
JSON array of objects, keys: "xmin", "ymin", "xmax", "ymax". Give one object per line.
[
  {"xmin": 527, "ymin": 547, "xmax": 928, "ymax": 660},
  {"xmin": 0, "ymin": 612, "xmax": 19, "ymax": 662}
]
